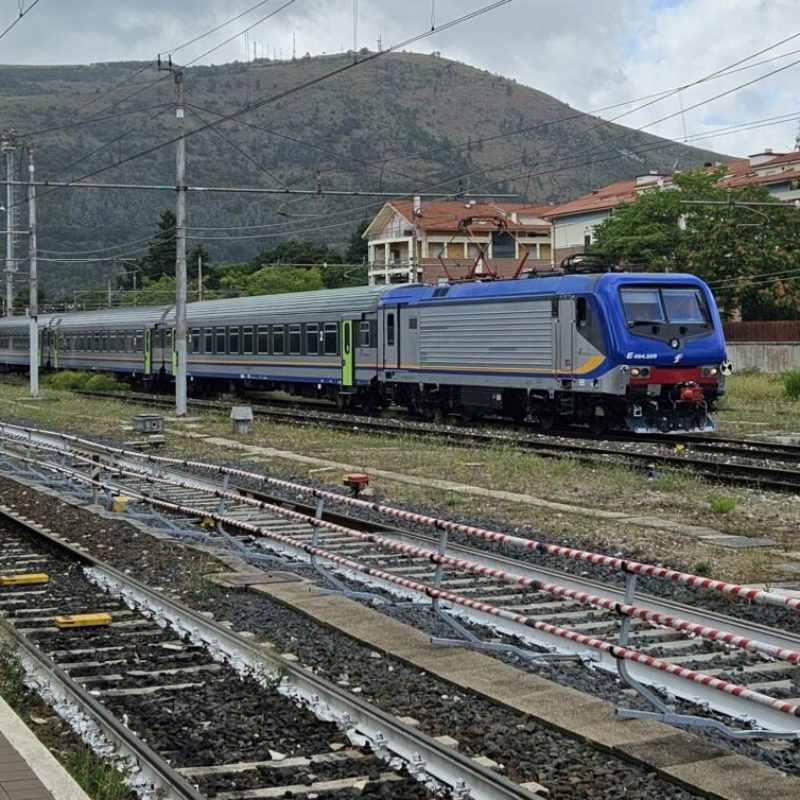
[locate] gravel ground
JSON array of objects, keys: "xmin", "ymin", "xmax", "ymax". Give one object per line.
[
  {"xmin": 0, "ymin": 474, "xmax": 756, "ymax": 799},
  {"xmin": 0, "ymin": 521, "xmax": 435, "ymax": 799}
]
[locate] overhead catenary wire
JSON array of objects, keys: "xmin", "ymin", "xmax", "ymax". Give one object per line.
[{"xmin": 0, "ymin": 0, "xmax": 41, "ymax": 42}]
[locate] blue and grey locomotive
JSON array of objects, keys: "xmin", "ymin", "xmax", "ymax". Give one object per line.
[{"xmin": 0, "ymin": 270, "xmax": 727, "ymax": 433}]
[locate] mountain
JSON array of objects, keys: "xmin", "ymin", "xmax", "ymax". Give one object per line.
[{"xmin": 0, "ymin": 52, "xmax": 726, "ymax": 298}]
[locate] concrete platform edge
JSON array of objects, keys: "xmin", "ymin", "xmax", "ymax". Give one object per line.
[{"xmin": 0, "ymin": 696, "xmax": 91, "ymax": 800}]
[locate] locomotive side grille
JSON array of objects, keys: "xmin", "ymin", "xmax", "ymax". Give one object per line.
[{"xmin": 419, "ymin": 301, "xmax": 552, "ymax": 368}]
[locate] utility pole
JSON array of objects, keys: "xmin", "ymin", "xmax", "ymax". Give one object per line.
[
  {"xmin": 174, "ymin": 67, "xmax": 188, "ymax": 416},
  {"xmin": 27, "ymin": 145, "xmax": 38, "ymax": 398},
  {"xmin": 2, "ymin": 131, "xmax": 16, "ymax": 317},
  {"xmin": 159, "ymin": 55, "xmax": 187, "ymax": 417},
  {"xmin": 197, "ymin": 253, "xmax": 203, "ymax": 302}
]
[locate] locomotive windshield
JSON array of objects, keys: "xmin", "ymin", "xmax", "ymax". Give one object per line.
[{"xmin": 621, "ymin": 286, "xmax": 708, "ymax": 326}]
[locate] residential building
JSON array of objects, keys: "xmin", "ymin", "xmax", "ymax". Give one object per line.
[
  {"xmin": 543, "ymin": 150, "xmax": 800, "ymax": 264},
  {"xmin": 363, "ymin": 198, "xmax": 554, "ymax": 285}
]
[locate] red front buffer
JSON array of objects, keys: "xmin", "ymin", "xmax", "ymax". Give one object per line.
[{"xmin": 679, "ymin": 383, "xmax": 705, "ymax": 404}]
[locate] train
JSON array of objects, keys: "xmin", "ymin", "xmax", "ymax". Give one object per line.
[{"xmin": 0, "ymin": 269, "xmax": 728, "ymax": 434}]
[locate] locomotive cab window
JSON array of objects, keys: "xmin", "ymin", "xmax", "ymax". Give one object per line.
[
  {"xmin": 576, "ymin": 297, "xmax": 588, "ymax": 328},
  {"xmin": 621, "ymin": 287, "xmax": 708, "ymax": 326}
]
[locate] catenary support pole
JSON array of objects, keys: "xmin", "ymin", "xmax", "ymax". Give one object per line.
[
  {"xmin": 3, "ymin": 133, "xmax": 15, "ymax": 317},
  {"xmin": 27, "ymin": 146, "xmax": 38, "ymax": 398},
  {"xmin": 174, "ymin": 70, "xmax": 187, "ymax": 417}
]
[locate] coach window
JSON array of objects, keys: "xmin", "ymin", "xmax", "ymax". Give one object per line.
[
  {"xmin": 135, "ymin": 330, "xmax": 142, "ymax": 353},
  {"xmin": 229, "ymin": 326, "xmax": 240, "ymax": 355},
  {"xmin": 358, "ymin": 321, "xmax": 371, "ymax": 347},
  {"xmin": 272, "ymin": 324, "xmax": 285, "ymax": 355},
  {"xmin": 289, "ymin": 324, "xmax": 301, "ymax": 354},
  {"xmin": 386, "ymin": 313, "xmax": 395, "ymax": 346},
  {"xmin": 215, "ymin": 327, "xmax": 226, "ymax": 354},
  {"xmin": 190, "ymin": 328, "xmax": 200, "ymax": 354},
  {"xmin": 204, "ymin": 327, "xmax": 213, "ymax": 354},
  {"xmin": 101, "ymin": 332, "xmax": 109, "ymax": 352},
  {"xmin": 305, "ymin": 323, "xmax": 319, "ymax": 354},
  {"xmin": 323, "ymin": 322, "xmax": 338, "ymax": 355},
  {"xmin": 257, "ymin": 325, "xmax": 269, "ymax": 354},
  {"xmin": 242, "ymin": 326, "xmax": 253, "ymax": 354}
]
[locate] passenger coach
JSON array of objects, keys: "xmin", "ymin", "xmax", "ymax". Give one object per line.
[{"xmin": 0, "ymin": 271, "xmax": 728, "ymax": 434}]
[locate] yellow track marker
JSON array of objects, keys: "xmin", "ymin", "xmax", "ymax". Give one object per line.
[
  {"xmin": 111, "ymin": 496, "xmax": 129, "ymax": 512},
  {"xmin": 1, "ymin": 573, "xmax": 49, "ymax": 586},
  {"xmin": 54, "ymin": 613, "xmax": 112, "ymax": 629}
]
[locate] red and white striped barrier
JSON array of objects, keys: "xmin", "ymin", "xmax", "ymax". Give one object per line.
[{"xmin": 3, "ymin": 422, "xmax": 799, "ymax": 616}]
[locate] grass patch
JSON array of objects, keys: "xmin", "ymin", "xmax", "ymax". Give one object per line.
[
  {"xmin": 709, "ymin": 495, "xmax": 737, "ymax": 514},
  {"xmin": 782, "ymin": 371, "xmax": 800, "ymax": 401},
  {"xmin": 66, "ymin": 747, "xmax": 132, "ymax": 800}
]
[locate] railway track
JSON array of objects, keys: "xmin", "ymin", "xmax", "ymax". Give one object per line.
[
  {"xmin": 0, "ymin": 505, "xmax": 535, "ymax": 800},
  {"xmin": 74, "ymin": 388, "xmax": 800, "ymax": 492},
  {"xmin": 1, "ymin": 421, "xmax": 798, "ymax": 745}
]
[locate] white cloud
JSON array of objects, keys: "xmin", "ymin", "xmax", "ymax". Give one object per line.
[{"xmin": 1, "ymin": 0, "xmax": 797, "ymax": 155}]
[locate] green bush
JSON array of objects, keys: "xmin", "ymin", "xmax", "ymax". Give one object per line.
[
  {"xmin": 48, "ymin": 371, "xmax": 124, "ymax": 392},
  {"xmin": 48, "ymin": 370, "xmax": 89, "ymax": 390},
  {"xmin": 84, "ymin": 373, "xmax": 124, "ymax": 391},
  {"xmin": 783, "ymin": 371, "xmax": 800, "ymax": 400},
  {"xmin": 709, "ymin": 495, "xmax": 737, "ymax": 514}
]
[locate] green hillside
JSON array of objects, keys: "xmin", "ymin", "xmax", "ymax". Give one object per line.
[{"xmin": 0, "ymin": 51, "xmax": 724, "ymax": 299}]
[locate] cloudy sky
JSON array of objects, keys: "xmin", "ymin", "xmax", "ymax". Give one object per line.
[{"xmin": 1, "ymin": 0, "xmax": 798, "ymax": 157}]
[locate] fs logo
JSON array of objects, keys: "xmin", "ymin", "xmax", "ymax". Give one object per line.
[{"xmin": 672, "ymin": 354, "xmax": 684, "ymax": 364}]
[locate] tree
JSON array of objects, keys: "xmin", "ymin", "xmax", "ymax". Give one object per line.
[
  {"xmin": 592, "ymin": 169, "xmax": 800, "ymax": 319},
  {"xmin": 138, "ymin": 210, "xmax": 177, "ymax": 281},
  {"xmin": 13, "ymin": 286, "xmax": 46, "ymax": 312},
  {"xmin": 344, "ymin": 219, "xmax": 369, "ymax": 266}
]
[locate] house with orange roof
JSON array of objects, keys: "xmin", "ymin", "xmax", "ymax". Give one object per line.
[
  {"xmin": 363, "ymin": 197, "xmax": 554, "ymax": 284},
  {"xmin": 543, "ymin": 151, "xmax": 800, "ymax": 265}
]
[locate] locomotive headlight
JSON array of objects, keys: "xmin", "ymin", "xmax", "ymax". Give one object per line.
[
  {"xmin": 701, "ymin": 366, "xmax": 719, "ymax": 377},
  {"xmin": 631, "ymin": 367, "xmax": 641, "ymax": 377},
  {"xmin": 669, "ymin": 338, "xmax": 680, "ymax": 349}
]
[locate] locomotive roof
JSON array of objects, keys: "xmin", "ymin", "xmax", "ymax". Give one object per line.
[{"xmin": 382, "ymin": 272, "xmax": 711, "ymax": 305}]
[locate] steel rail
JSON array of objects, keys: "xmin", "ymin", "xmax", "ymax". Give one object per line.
[
  {"xmin": 71, "ymin": 389, "xmax": 800, "ymax": 492},
  {"xmin": 2, "ymin": 447, "xmax": 798, "ymax": 735},
  {"xmin": 30, "ymin": 442, "xmax": 800, "ymax": 667},
  {"xmin": 5, "ymin": 425, "xmax": 800, "ymax": 666},
  {"xmin": 0, "ymin": 588, "xmax": 206, "ymax": 800},
  {"xmin": 0, "ymin": 504, "xmax": 539, "ymax": 800},
  {"xmin": 4, "ymin": 421, "xmax": 796, "ymax": 613}
]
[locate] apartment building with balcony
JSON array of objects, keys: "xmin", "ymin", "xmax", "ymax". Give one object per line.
[{"xmin": 363, "ymin": 198, "xmax": 554, "ymax": 285}]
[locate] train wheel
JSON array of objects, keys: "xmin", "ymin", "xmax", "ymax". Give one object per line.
[
  {"xmin": 589, "ymin": 411, "xmax": 608, "ymax": 437},
  {"xmin": 538, "ymin": 406, "xmax": 557, "ymax": 432}
]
